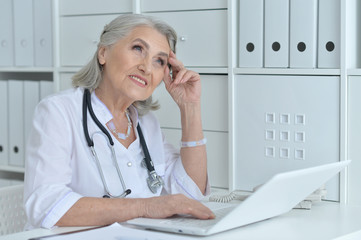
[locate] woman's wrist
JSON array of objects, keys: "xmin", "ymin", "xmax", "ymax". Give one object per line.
[
  {"xmin": 179, "ymin": 102, "xmax": 203, "ymax": 139},
  {"xmin": 180, "ymin": 138, "xmax": 207, "ymax": 148},
  {"xmin": 136, "ymin": 198, "xmax": 147, "ymax": 218}
]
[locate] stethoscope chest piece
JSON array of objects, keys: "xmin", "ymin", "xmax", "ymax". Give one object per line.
[{"xmin": 147, "ymin": 170, "xmax": 164, "ymax": 193}]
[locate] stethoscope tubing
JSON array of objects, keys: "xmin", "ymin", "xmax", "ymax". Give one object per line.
[{"xmin": 82, "ymin": 89, "xmax": 163, "ymax": 198}]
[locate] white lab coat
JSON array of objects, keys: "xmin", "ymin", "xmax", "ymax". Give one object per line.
[{"xmin": 24, "ymin": 87, "xmax": 209, "ymax": 229}]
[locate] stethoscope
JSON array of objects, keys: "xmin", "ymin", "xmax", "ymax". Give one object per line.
[{"xmin": 82, "ymin": 89, "xmax": 164, "ymax": 198}]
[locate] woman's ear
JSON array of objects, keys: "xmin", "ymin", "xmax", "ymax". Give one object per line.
[{"xmin": 98, "ymin": 46, "xmax": 107, "ymax": 65}]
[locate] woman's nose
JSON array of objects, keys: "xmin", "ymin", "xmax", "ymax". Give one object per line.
[{"xmin": 137, "ymin": 58, "xmax": 152, "ymax": 75}]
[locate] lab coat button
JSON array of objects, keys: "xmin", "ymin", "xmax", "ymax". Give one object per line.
[{"xmin": 127, "ymin": 162, "xmax": 132, "ymax": 167}]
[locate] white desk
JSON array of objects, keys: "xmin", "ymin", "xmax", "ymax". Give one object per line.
[{"xmin": 1, "ymin": 201, "xmax": 361, "ymax": 240}]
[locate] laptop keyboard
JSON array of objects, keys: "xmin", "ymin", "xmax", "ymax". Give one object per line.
[{"xmin": 158, "ymin": 202, "xmax": 238, "ymax": 228}]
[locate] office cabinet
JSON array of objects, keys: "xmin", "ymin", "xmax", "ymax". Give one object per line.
[{"xmin": 0, "ymin": 0, "xmax": 360, "ymax": 203}]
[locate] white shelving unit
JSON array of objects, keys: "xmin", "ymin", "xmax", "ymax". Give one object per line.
[{"xmin": 0, "ymin": 0, "xmax": 360, "ymax": 203}]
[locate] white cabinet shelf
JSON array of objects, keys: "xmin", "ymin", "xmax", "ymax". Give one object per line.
[
  {"xmin": 0, "ymin": 67, "xmax": 54, "ymax": 73},
  {"xmin": 347, "ymin": 69, "xmax": 361, "ymax": 76},
  {"xmin": 233, "ymin": 68, "xmax": 341, "ymax": 76},
  {"xmin": 0, "ymin": 165, "xmax": 25, "ymax": 174}
]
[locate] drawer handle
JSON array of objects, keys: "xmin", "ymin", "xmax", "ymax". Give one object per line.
[
  {"xmin": 21, "ymin": 39, "xmax": 27, "ymax": 47},
  {"xmin": 1, "ymin": 40, "xmax": 7, "ymax": 47},
  {"xmin": 180, "ymin": 36, "xmax": 187, "ymax": 41},
  {"xmin": 40, "ymin": 38, "xmax": 46, "ymax": 47}
]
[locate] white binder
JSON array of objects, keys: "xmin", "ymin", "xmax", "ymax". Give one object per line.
[
  {"xmin": 289, "ymin": 0, "xmax": 317, "ymax": 68},
  {"xmin": 40, "ymin": 81, "xmax": 54, "ymax": 100},
  {"xmin": 34, "ymin": 0, "xmax": 53, "ymax": 67},
  {"xmin": 24, "ymin": 81, "xmax": 40, "ymax": 145},
  {"xmin": 238, "ymin": 0, "xmax": 263, "ymax": 68},
  {"xmin": 318, "ymin": 0, "xmax": 340, "ymax": 68},
  {"xmin": 0, "ymin": 81, "xmax": 9, "ymax": 165},
  {"xmin": 13, "ymin": 0, "xmax": 34, "ymax": 66},
  {"xmin": 264, "ymin": 0, "xmax": 289, "ymax": 68},
  {"xmin": 0, "ymin": 0, "xmax": 14, "ymax": 67},
  {"xmin": 8, "ymin": 80, "xmax": 25, "ymax": 167}
]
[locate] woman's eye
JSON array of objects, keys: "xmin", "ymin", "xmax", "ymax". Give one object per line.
[
  {"xmin": 133, "ymin": 45, "xmax": 142, "ymax": 52},
  {"xmin": 156, "ymin": 58, "xmax": 165, "ymax": 66}
]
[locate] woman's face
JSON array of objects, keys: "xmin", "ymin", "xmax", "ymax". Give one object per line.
[{"xmin": 98, "ymin": 26, "xmax": 170, "ymax": 102}]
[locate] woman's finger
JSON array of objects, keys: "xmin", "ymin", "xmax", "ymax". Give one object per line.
[
  {"xmin": 163, "ymin": 65, "xmax": 172, "ymax": 87},
  {"xmin": 173, "ymin": 68, "xmax": 188, "ymax": 84},
  {"xmin": 168, "ymin": 51, "xmax": 184, "ymax": 72}
]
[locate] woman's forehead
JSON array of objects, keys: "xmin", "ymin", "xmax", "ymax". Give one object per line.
[{"xmin": 125, "ymin": 26, "xmax": 170, "ymax": 51}]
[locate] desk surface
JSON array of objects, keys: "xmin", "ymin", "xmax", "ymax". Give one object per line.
[{"xmin": 1, "ymin": 201, "xmax": 361, "ymax": 240}]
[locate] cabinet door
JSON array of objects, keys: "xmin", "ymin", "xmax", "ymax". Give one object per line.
[
  {"xmin": 59, "ymin": 0, "xmax": 132, "ymax": 15},
  {"xmin": 60, "ymin": 15, "xmax": 119, "ymax": 67},
  {"xmin": 146, "ymin": 10, "xmax": 227, "ymax": 67},
  {"xmin": 234, "ymin": 75, "xmax": 340, "ymax": 200},
  {"xmin": 141, "ymin": 0, "xmax": 226, "ymax": 12},
  {"xmin": 152, "ymin": 75, "xmax": 228, "ymax": 131},
  {"xmin": 348, "ymin": 76, "xmax": 361, "ymax": 204},
  {"xmin": 162, "ymin": 128, "xmax": 228, "ymax": 189}
]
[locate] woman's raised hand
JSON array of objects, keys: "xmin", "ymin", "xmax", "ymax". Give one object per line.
[{"xmin": 163, "ymin": 52, "xmax": 201, "ymax": 107}]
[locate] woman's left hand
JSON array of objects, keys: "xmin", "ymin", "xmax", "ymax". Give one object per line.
[{"xmin": 163, "ymin": 51, "xmax": 201, "ymax": 107}]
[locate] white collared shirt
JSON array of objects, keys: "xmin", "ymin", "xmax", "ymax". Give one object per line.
[{"xmin": 24, "ymin": 87, "xmax": 209, "ymax": 229}]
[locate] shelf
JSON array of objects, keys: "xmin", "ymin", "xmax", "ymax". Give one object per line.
[
  {"xmin": 58, "ymin": 67, "xmax": 81, "ymax": 73},
  {"xmin": 58, "ymin": 67, "xmax": 229, "ymax": 74},
  {"xmin": 0, "ymin": 67, "xmax": 54, "ymax": 73},
  {"xmin": 186, "ymin": 67, "xmax": 228, "ymax": 74},
  {"xmin": 233, "ymin": 68, "xmax": 341, "ymax": 76},
  {"xmin": 0, "ymin": 165, "xmax": 25, "ymax": 173},
  {"xmin": 347, "ymin": 69, "xmax": 361, "ymax": 76}
]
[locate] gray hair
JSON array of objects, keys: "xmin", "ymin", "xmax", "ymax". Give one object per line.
[{"xmin": 72, "ymin": 14, "xmax": 177, "ymax": 116}]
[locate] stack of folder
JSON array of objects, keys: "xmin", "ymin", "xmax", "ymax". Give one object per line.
[
  {"xmin": 0, "ymin": 0, "xmax": 53, "ymax": 67},
  {"xmin": 238, "ymin": 0, "xmax": 340, "ymax": 69},
  {"xmin": 0, "ymin": 80, "xmax": 53, "ymax": 168}
]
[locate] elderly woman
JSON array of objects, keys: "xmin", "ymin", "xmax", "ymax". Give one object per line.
[{"xmin": 24, "ymin": 14, "xmax": 214, "ymax": 229}]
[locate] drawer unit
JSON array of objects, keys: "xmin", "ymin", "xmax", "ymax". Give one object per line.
[
  {"xmin": 152, "ymin": 75, "xmax": 228, "ymax": 132},
  {"xmin": 141, "ymin": 0, "xmax": 226, "ymax": 12},
  {"xmin": 146, "ymin": 10, "xmax": 228, "ymax": 67},
  {"xmin": 59, "ymin": 0, "xmax": 132, "ymax": 16},
  {"xmin": 162, "ymin": 128, "xmax": 228, "ymax": 189},
  {"xmin": 60, "ymin": 15, "xmax": 119, "ymax": 67}
]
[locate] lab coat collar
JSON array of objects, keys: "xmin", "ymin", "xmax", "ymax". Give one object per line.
[{"xmin": 90, "ymin": 90, "xmax": 139, "ymax": 127}]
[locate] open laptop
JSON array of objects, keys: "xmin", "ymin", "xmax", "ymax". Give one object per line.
[{"xmin": 127, "ymin": 160, "xmax": 351, "ymax": 236}]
